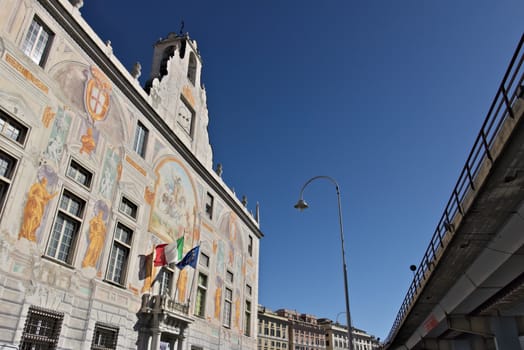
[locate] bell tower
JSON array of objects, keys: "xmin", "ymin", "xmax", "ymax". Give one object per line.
[
  {"xmin": 145, "ymin": 32, "xmax": 213, "ymax": 169},
  {"xmin": 147, "ymin": 32, "xmax": 201, "ymax": 87}
]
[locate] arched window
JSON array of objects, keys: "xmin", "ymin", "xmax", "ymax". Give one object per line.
[
  {"xmin": 160, "ymin": 46, "xmax": 176, "ymax": 77},
  {"xmin": 187, "ymin": 52, "xmax": 197, "ymax": 85}
]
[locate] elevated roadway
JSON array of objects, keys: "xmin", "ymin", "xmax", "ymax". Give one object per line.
[{"xmin": 384, "ymin": 34, "xmax": 524, "ymax": 350}]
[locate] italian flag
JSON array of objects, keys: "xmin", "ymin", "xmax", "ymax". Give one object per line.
[{"xmin": 154, "ymin": 237, "xmax": 184, "ymax": 266}]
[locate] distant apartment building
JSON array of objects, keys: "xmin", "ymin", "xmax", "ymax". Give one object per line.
[
  {"xmin": 275, "ymin": 309, "xmax": 326, "ymax": 350},
  {"xmin": 318, "ymin": 319, "xmax": 380, "ymax": 350},
  {"xmin": 257, "ymin": 306, "xmax": 380, "ymax": 350},
  {"xmin": 258, "ymin": 305, "xmax": 289, "ymax": 350},
  {"xmin": 353, "ymin": 327, "xmax": 380, "ymax": 350}
]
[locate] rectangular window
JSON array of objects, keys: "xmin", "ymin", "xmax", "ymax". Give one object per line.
[
  {"xmin": 248, "ymin": 235, "xmax": 253, "ymax": 256},
  {"xmin": 0, "ymin": 150, "xmax": 16, "ymax": 216},
  {"xmin": 21, "ymin": 17, "xmax": 53, "ymax": 66},
  {"xmin": 226, "ymin": 270, "xmax": 234, "ymax": 284},
  {"xmin": 106, "ymin": 223, "xmax": 133, "ymax": 285},
  {"xmin": 199, "ymin": 252, "xmax": 209, "ymax": 268},
  {"xmin": 133, "ymin": 121, "xmax": 148, "ymax": 158},
  {"xmin": 67, "ymin": 159, "xmax": 92, "ymax": 188},
  {"xmin": 119, "ymin": 196, "xmax": 138, "ymax": 219},
  {"xmin": 0, "ymin": 110, "xmax": 28, "ymax": 144},
  {"xmin": 20, "ymin": 306, "xmax": 63, "ymax": 350},
  {"xmin": 244, "ymin": 300, "xmax": 252, "ymax": 336},
  {"xmin": 223, "ymin": 287, "xmax": 232, "ymax": 327},
  {"xmin": 205, "ymin": 192, "xmax": 214, "ymax": 219},
  {"xmin": 246, "ymin": 284, "xmax": 252, "ymax": 296},
  {"xmin": 194, "ymin": 273, "xmax": 207, "ymax": 317},
  {"xmin": 46, "ymin": 190, "xmax": 85, "ymax": 264},
  {"xmin": 91, "ymin": 322, "xmax": 119, "ymax": 350},
  {"xmin": 158, "ymin": 267, "xmax": 173, "ymax": 295}
]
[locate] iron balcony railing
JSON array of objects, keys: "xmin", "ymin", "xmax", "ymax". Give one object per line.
[
  {"xmin": 385, "ymin": 33, "xmax": 524, "ymax": 344},
  {"xmin": 140, "ymin": 293, "xmax": 190, "ymax": 315}
]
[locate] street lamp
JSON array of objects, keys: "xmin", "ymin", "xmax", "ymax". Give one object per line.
[{"xmin": 294, "ymin": 175, "xmax": 353, "ymax": 350}]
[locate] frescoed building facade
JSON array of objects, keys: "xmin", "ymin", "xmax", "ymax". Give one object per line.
[{"xmin": 0, "ymin": 0, "xmax": 262, "ymax": 349}]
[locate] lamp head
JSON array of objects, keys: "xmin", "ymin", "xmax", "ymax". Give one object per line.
[{"xmin": 294, "ymin": 198, "xmax": 309, "ymax": 211}]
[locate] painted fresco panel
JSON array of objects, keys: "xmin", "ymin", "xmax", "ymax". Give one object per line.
[
  {"xmin": 98, "ymin": 147, "xmax": 121, "ymax": 200},
  {"xmin": 150, "ymin": 158, "xmax": 198, "ymax": 245},
  {"xmin": 44, "ymin": 107, "xmax": 72, "ymax": 165}
]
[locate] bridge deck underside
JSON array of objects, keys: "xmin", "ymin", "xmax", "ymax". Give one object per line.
[{"xmin": 390, "ymin": 102, "xmax": 524, "ymax": 347}]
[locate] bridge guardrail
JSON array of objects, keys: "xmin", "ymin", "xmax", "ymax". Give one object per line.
[{"xmin": 385, "ymin": 33, "xmax": 524, "ymax": 345}]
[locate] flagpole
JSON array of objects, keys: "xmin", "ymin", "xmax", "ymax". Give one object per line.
[
  {"xmin": 148, "ymin": 247, "xmax": 156, "ymax": 294},
  {"xmin": 186, "ymin": 241, "xmax": 201, "ymax": 311},
  {"xmin": 173, "ymin": 269, "xmax": 181, "ymax": 301}
]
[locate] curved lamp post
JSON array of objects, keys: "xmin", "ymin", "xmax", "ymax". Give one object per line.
[{"xmin": 294, "ymin": 176, "xmax": 353, "ymax": 350}]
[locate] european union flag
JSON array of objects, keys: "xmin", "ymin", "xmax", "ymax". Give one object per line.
[{"xmin": 176, "ymin": 245, "xmax": 200, "ymax": 269}]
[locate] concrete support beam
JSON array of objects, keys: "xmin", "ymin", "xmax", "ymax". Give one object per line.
[
  {"xmin": 447, "ymin": 316, "xmax": 492, "ymax": 337},
  {"xmin": 398, "ymin": 316, "xmax": 524, "ymax": 350}
]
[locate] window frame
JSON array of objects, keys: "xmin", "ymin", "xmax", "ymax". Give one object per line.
[
  {"xmin": 194, "ymin": 272, "xmax": 208, "ymax": 318},
  {"xmin": 20, "ymin": 306, "xmax": 64, "ymax": 350},
  {"xmin": 45, "ymin": 189, "xmax": 86, "ymax": 265},
  {"xmin": 187, "ymin": 52, "xmax": 197, "ymax": 85},
  {"xmin": 132, "ymin": 121, "xmax": 148, "ymax": 158},
  {"xmin": 91, "ymin": 322, "xmax": 119, "ymax": 350},
  {"xmin": 199, "ymin": 252, "xmax": 209, "ymax": 268},
  {"xmin": 119, "ymin": 196, "xmax": 138, "ymax": 220},
  {"xmin": 0, "ymin": 109, "xmax": 29, "ymax": 146},
  {"xmin": 244, "ymin": 299, "xmax": 252, "ymax": 337},
  {"xmin": 158, "ymin": 266, "xmax": 173, "ymax": 296},
  {"xmin": 105, "ymin": 222, "xmax": 133, "ymax": 286},
  {"xmin": 205, "ymin": 192, "xmax": 214, "ymax": 220},
  {"xmin": 0, "ymin": 149, "xmax": 17, "ymax": 218},
  {"xmin": 226, "ymin": 270, "xmax": 234, "ymax": 284},
  {"xmin": 248, "ymin": 235, "xmax": 253, "ymax": 257},
  {"xmin": 21, "ymin": 16, "xmax": 54, "ymax": 67},
  {"xmin": 223, "ymin": 287, "xmax": 233, "ymax": 328},
  {"xmin": 66, "ymin": 158, "xmax": 93, "ymax": 189}
]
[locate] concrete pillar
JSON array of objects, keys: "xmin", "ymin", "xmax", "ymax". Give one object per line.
[{"xmin": 491, "ymin": 317, "xmax": 520, "ymax": 350}]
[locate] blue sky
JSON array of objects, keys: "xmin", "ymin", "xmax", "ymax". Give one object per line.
[{"xmin": 82, "ymin": 1, "xmax": 524, "ymax": 340}]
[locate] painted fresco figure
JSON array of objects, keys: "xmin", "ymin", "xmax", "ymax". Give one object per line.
[
  {"xmin": 82, "ymin": 210, "xmax": 107, "ymax": 268},
  {"xmin": 18, "ymin": 177, "xmax": 57, "ymax": 242},
  {"xmin": 80, "ymin": 127, "xmax": 96, "ymax": 154},
  {"xmin": 176, "ymin": 269, "xmax": 188, "ymax": 304},
  {"xmin": 214, "ymin": 276, "xmax": 223, "ymax": 320}
]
